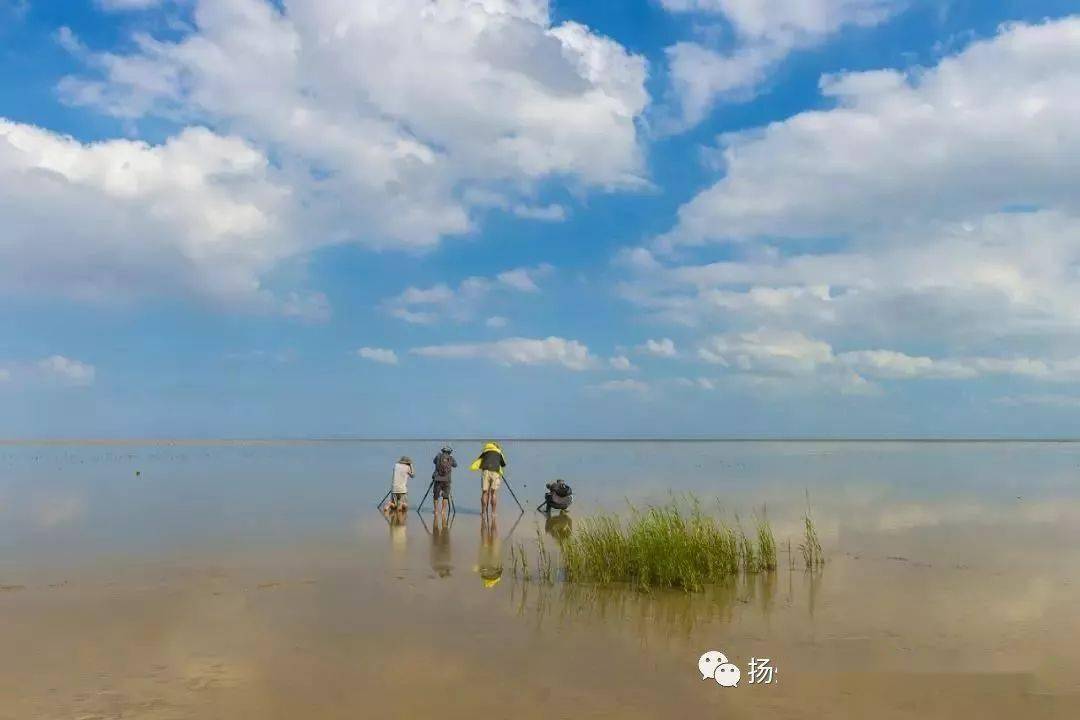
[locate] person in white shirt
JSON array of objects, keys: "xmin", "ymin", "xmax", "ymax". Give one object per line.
[{"xmin": 387, "ymin": 456, "xmax": 414, "ymax": 512}]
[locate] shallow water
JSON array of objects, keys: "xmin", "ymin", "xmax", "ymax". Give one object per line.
[{"xmin": 1, "ymin": 440, "xmax": 1079, "ymax": 718}]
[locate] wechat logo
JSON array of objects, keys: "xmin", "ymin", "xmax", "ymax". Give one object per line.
[
  {"xmin": 698, "ymin": 651, "xmax": 776, "ymax": 687},
  {"xmin": 698, "ymin": 650, "xmax": 740, "ymax": 687}
]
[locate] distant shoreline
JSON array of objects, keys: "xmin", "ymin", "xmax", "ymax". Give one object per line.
[{"xmin": 3, "ymin": 437, "xmax": 1080, "ymax": 445}]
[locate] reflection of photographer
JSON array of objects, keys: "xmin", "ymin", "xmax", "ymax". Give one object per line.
[{"xmin": 539, "ymin": 478, "xmax": 573, "ymax": 513}]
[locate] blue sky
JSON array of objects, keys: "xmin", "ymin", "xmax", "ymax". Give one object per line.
[{"xmin": 2, "ymin": 0, "xmax": 1080, "ymax": 438}]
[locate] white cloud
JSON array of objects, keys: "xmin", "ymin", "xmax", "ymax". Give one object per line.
[
  {"xmin": 55, "ymin": 0, "xmax": 648, "ymax": 263},
  {"xmin": 693, "ymin": 328, "xmax": 873, "ymax": 395},
  {"xmin": 486, "ymin": 316, "xmax": 509, "ymax": 329},
  {"xmin": 623, "ymin": 19, "xmax": 1080, "ymax": 384},
  {"xmin": 661, "ymin": 18, "xmax": 1080, "ymax": 246},
  {"xmin": 637, "ymin": 338, "xmax": 678, "ymax": 358},
  {"xmin": 496, "ymin": 267, "xmax": 547, "ymax": 293},
  {"xmin": 661, "ymin": 0, "xmax": 901, "ymax": 43},
  {"xmin": 36, "ymin": 355, "xmax": 96, "ymax": 386},
  {"xmin": 512, "ymin": 203, "xmax": 567, "ymax": 222},
  {"xmin": 660, "ymin": 0, "xmax": 905, "ymax": 127},
  {"xmin": 609, "ymin": 355, "xmax": 637, "ymax": 371},
  {"xmin": 0, "ymin": 120, "xmax": 315, "ymax": 314},
  {"xmin": 356, "ymin": 347, "xmax": 399, "ymax": 365},
  {"xmin": 837, "ymin": 350, "xmax": 977, "ymax": 380},
  {"xmin": 693, "ymin": 329, "xmax": 1080, "ymax": 393},
  {"xmin": 664, "ymin": 42, "xmax": 780, "ymax": 127},
  {"xmin": 96, "ymin": 0, "xmax": 164, "ymax": 10},
  {"xmin": 699, "ymin": 328, "xmax": 834, "ymax": 375},
  {"xmin": 626, "ymin": 212, "xmax": 1080, "ymax": 350},
  {"xmin": 589, "ymin": 378, "xmax": 649, "ymax": 393},
  {"xmin": 411, "ymin": 336, "xmax": 597, "ymax": 370},
  {"xmin": 385, "ymin": 264, "xmax": 552, "ymax": 324}
]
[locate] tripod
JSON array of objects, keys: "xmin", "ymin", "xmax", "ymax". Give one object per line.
[{"xmin": 416, "ymin": 476, "xmax": 456, "ymax": 515}]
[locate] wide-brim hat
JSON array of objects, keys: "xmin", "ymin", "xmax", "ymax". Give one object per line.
[{"xmin": 399, "ymin": 456, "xmax": 413, "ymax": 464}]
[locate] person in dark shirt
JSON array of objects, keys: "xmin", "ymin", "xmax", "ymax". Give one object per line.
[
  {"xmin": 473, "ymin": 442, "xmax": 506, "ymax": 516},
  {"xmin": 431, "ymin": 445, "xmax": 457, "ymax": 518},
  {"xmin": 541, "ymin": 478, "xmax": 573, "ymax": 513}
]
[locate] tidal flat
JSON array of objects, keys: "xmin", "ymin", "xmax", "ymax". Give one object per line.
[{"xmin": 1, "ymin": 440, "xmax": 1079, "ymax": 718}]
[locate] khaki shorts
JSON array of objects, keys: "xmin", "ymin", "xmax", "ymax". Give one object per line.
[{"xmin": 481, "ymin": 470, "xmax": 502, "ymax": 492}]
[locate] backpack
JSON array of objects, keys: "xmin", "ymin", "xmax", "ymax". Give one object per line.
[{"xmin": 435, "ymin": 452, "xmax": 454, "ymax": 477}]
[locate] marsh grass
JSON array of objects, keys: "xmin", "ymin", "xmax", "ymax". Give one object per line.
[
  {"xmin": 798, "ymin": 515, "xmax": 825, "ymax": 569},
  {"xmin": 556, "ymin": 498, "xmax": 779, "ymax": 592},
  {"xmin": 510, "ymin": 541, "xmax": 531, "ymax": 581},
  {"xmin": 797, "ymin": 491, "xmax": 826, "ymax": 569},
  {"xmin": 535, "ymin": 528, "xmax": 555, "ymax": 584}
]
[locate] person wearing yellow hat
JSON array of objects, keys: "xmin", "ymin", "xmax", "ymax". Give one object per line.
[{"xmin": 470, "ymin": 441, "xmax": 506, "ymax": 516}]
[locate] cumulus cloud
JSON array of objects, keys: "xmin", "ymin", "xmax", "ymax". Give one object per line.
[
  {"xmin": 96, "ymin": 0, "xmax": 165, "ymax": 10},
  {"xmin": 356, "ymin": 347, "xmax": 399, "ymax": 365},
  {"xmin": 661, "ymin": 18, "xmax": 1080, "ymax": 246},
  {"xmin": 36, "ymin": 355, "xmax": 96, "ymax": 386},
  {"xmin": 694, "ymin": 329, "xmax": 1080, "ymax": 394},
  {"xmin": 637, "ymin": 338, "xmax": 678, "ymax": 358},
  {"xmin": 660, "ymin": 0, "xmax": 905, "ymax": 127},
  {"xmin": 627, "ymin": 212, "xmax": 1080, "ymax": 350},
  {"xmin": 385, "ymin": 264, "xmax": 553, "ymax": 325},
  {"xmin": 0, "ymin": 120, "xmax": 333, "ymax": 316},
  {"xmin": 411, "ymin": 336, "xmax": 597, "ymax": 370},
  {"xmin": 47, "ymin": 0, "xmax": 647, "ymax": 303},
  {"xmin": 699, "ymin": 330, "xmax": 876, "ymax": 395},
  {"xmin": 511, "ymin": 203, "xmax": 567, "ymax": 222},
  {"xmin": 609, "ymin": 355, "xmax": 637, "ymax": 371},
  {"xmin": 699, "ymin": 328, "xmax": 834, "ymax": 375},
  {"xmin": 588, "ymin": 378, "xmax": 649, "ymax": 393},
  {"xmin": 661, "ymin": 0, "xmax": 901, "ymax": 41},
  {"xmin": 486, "ymin": 316, "xmax": 509, "ymax": 329},
  {"xmin": 836, "ymin": 350, "xmax": 977, "ymax": 380},
  {"xmin": 621, "ymin": 19, "xmax": 1080, "ymax": 389}
]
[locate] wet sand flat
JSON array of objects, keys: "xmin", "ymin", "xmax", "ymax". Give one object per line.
[{"xmin": 2, "ymin": 441, "xmax": 1080, "ymax": 718}]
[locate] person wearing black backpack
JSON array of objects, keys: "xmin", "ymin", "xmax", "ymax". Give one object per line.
[{"xmin": 431, "ymin": 445, "xmax": 457, "ymax": 517}]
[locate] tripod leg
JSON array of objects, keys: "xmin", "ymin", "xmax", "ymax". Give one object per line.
[
  {"xmin": 501, "ymin": 475, "xmax": 525, "ymax": 513},
  {"xmin": 417, "ymin": 478, "xmax": 434, "ymax": 511},
  {"xmin": 377, "ymin": 489, "xmax": 391, "ymax": 509}
]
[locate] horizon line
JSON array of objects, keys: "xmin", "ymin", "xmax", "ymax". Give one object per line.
[{"xmin": 5, "ymin": 436, "xmax": 1080, "ymax": 444}]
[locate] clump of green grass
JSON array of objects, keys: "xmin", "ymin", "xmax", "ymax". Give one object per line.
[
  {"xmin": 558, "ymin": 499, "xmax": 778, "ymax": 592},
  {"xmin": 535, "ymin": 527, "xmax": 555, "ymax": 584},
  {"xmin": 756, "ymin": 514, "xmax": 777, "ymax": 572},
  {"xmin": 798, "ymin": 515, "xmax": 825, "ymax": 569}
]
